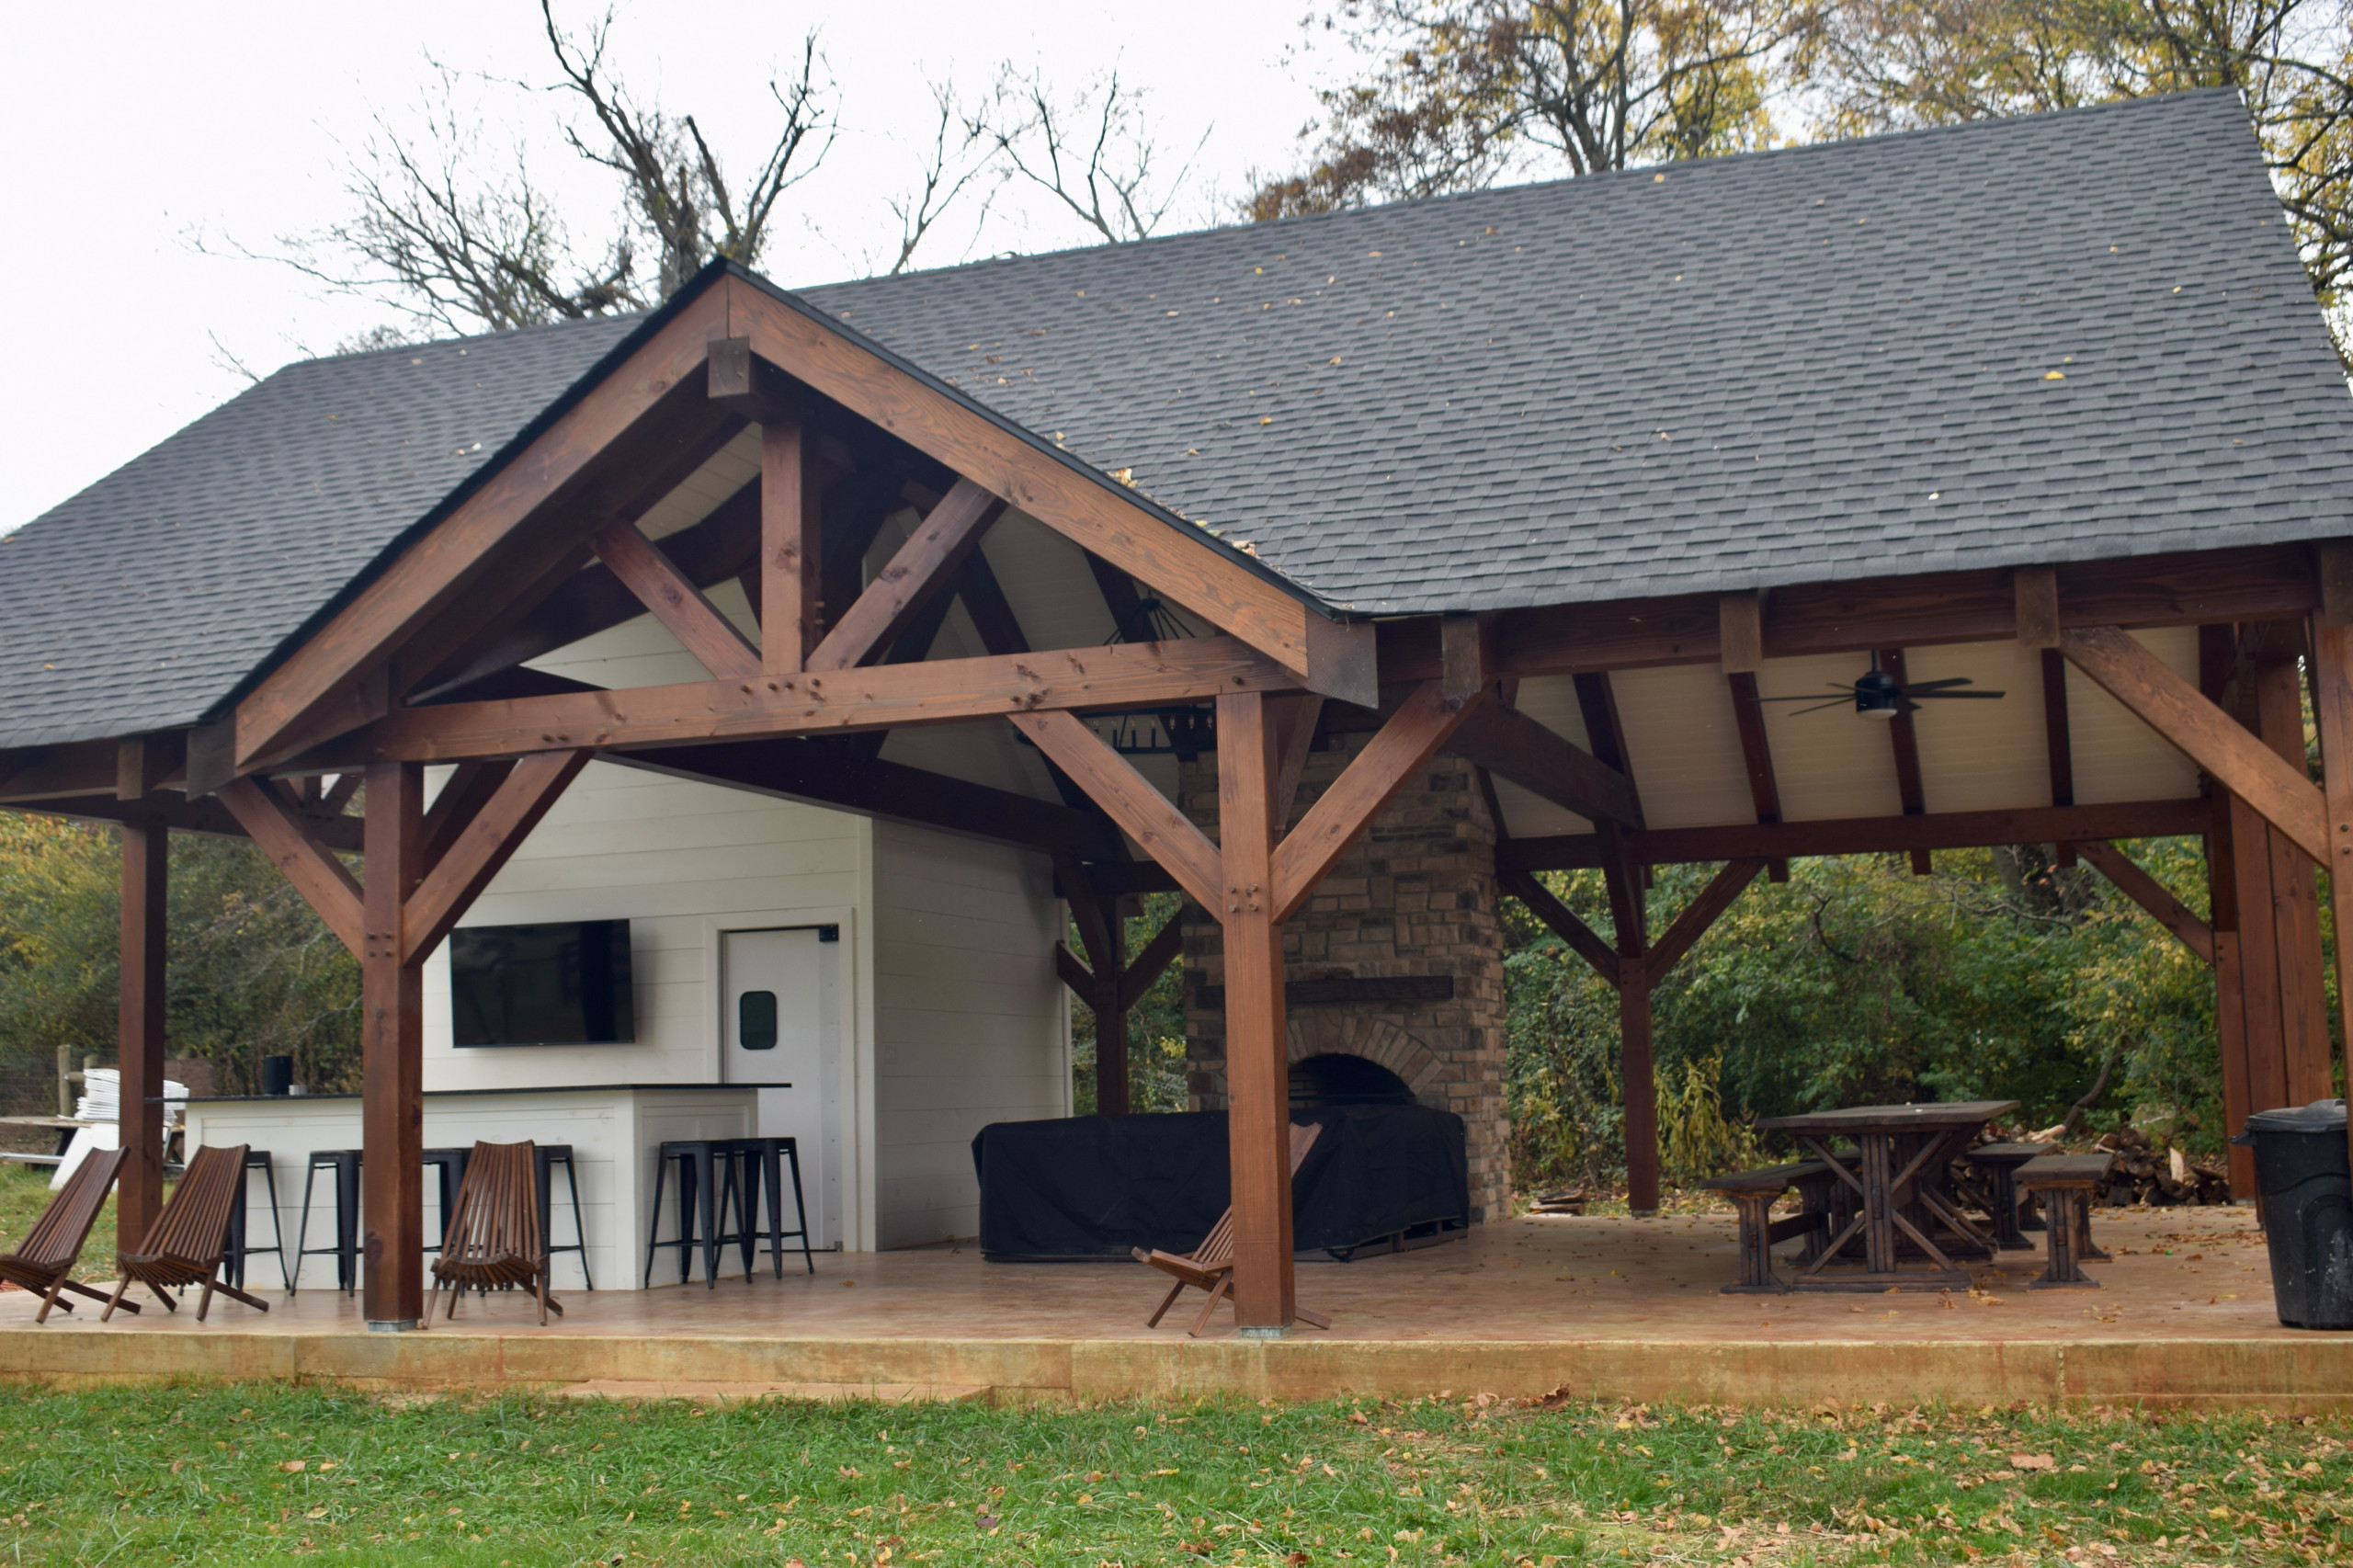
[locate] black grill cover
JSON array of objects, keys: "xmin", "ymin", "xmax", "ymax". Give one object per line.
[{"xmin": 971, "ymin": 1105, "xmax": 1469, "ymax": 1259}]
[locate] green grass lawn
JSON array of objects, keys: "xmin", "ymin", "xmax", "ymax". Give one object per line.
[
  {"xmin": 0, "ymin": 1383, "xmax": 2341, "ymax": 1566},
  {"xmin": 0, "ymin": 1157, "xmax": 119, "ymax": 1259}
]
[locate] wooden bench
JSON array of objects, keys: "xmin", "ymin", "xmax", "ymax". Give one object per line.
[
  {"xmin": 1700, "ymin": 1160, "xmax": 1831, "ymax": 1293},
  {"xmin": 2016, "ymin": 1153, "xmax": 2115, "ymax": 1289},
  {"xmin": 1963, "ymin": 1142, "xmax": 2050, "ymax": 1249}
]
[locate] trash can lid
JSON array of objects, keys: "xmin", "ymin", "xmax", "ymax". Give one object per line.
[{"xmin": 2239, "ymin": 1098, "xmax": 2347, "ymax": 1137}]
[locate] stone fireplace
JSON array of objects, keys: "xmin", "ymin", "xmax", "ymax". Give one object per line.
[{"xmin": 1177, "ymin": 728, "xmax": 1512, "ymax": 1222}]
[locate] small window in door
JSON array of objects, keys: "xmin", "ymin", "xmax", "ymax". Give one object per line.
[{"xmin": 738, "ymin": 990, "xmax": 779, "ymax": 1050}]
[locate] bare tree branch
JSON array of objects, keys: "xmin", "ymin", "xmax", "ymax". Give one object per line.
[
  {"xmin": 971, "ymin": 64, "xmax": 1208, "ymax": 244},
  {"xmin": 889, "ymin": 82, "xmax": 996, "ymax": 275}
]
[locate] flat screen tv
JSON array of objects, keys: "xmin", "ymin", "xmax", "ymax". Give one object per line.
[{"xmin": 449, "ymin": 919, "xmax": 635, "ymax": 1047}]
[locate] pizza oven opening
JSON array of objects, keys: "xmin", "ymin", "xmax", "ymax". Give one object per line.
[{"xmin": 1288, "ymin": 1051, "xmax": 1415, "ymax": 1111}]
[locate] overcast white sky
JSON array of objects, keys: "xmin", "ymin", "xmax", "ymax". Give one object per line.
[{"xmin": 0, "ymin": 1, "xmax": 1349, "ymax": 529}]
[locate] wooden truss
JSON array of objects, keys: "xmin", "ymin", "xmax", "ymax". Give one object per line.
[{"xmin": 10, "ymin": 261, "xmax": 2353, "ymax": 1324}]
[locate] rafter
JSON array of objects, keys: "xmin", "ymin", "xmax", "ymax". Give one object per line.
[
  {"xmin": 1724, "ymin": 672, "xmax": 1788, "ymax": 881},
  {"xmin": 1501, "ymin": 798, "xmax": 2212, "ymax": 869},
  {"xmin": 1639, "ymin": 858, "xmax": 1766, "ymax": 983},
  {"xmin": 232, "ymin": 290, "xmax": 733, "ymax": 770},
  {"xmin": 1881, "ymin": 648, "xmax": 1932, "ymax": 874}
]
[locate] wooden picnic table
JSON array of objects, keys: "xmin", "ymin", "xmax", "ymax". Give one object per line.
[
  {"xmin": 1755, "ymin": 1100, "xmax": 2018, "ymax": 1291},
  {"xmin": 0, "ymin": 1116, "xmax": 88, "ymax": 1159}
]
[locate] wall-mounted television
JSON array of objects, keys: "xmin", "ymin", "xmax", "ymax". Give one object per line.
[{"xmin": 449, "ymin": 919, "xmax": 635, "ymax": 1047}]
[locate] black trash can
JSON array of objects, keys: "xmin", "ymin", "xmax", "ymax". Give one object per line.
[
  {"xmin": 260, "ymin": 1054, "xmax": 294, "ymax": 1097},
  {"xmin": 2231, "ymin": 1099, "xmax": 2353, "ymax": 1330}
]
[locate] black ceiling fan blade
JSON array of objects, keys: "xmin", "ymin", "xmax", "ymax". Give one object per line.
[
  {"xmin": 1781, "ymin": 698, "xmax": 1857, "ymax": 717},
  {"xmin": 1906, "ymin": 687, "xmax": 2006, "ymax": 699},
  {"xmin": 1756, "ymin": 685, "xmax": 1864, "ymax": 702},
  {"xmin": 1895, "ymin": 676, "xmax": 1976, "ymax": 693},
  {"xmin": 1898, "ymin": 698, "xmax": 1923, "ymax": 714}
]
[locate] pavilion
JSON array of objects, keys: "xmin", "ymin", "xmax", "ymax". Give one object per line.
[{"xmin": 1, "ymin": 85, "xmax": 2348, "ymax": 1337}]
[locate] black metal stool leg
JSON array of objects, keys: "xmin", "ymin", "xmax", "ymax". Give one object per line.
[
  {"xmin": 262, "ymin": 1157, "xmax": 288, "ymax": 1290},
  {"xmin": 564, "ymin": 1153, "xmax": 593, "ymax": 1290},
  {"xmin": 291, "ymin": 1158, "xmax": 317, "ymax": 1297},
  {"xmin": 784, "ymin": 1140, "xmax": 813, "ymax": 1275},
  {"xmin": 334, "ymin": 1153, "xmax": 359, "ymax": 1296},
  {"xmin": 642, "ymin": 1152, "xmax": 670, "ymax": 1289},
  {"xmin": 227, "ymin": 1167, "xmax": 249, "ymax": 1291}
]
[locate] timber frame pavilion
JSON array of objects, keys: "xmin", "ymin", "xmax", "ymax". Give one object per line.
[{"xmin": 3, "ymin": 89, "xmax": 2351, "ymax": 1334}]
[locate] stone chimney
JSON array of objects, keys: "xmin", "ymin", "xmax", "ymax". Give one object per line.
[{"xmin": 1178, "ymin": 727, "xmax": 1511, "ymax": 1222}]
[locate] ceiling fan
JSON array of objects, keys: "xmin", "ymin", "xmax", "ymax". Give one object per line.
[{"xmin": 1759, "ymin": 653, "xmax": 2004, "ymax": 719}]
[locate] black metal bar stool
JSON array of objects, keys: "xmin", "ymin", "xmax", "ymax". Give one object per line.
[
  {"xmin": 734, "ymin": 1136, "xmax": 815, "ymax": 1277},
  {"xmin": 292, "ymin": 1149, "xmax": 362, "ymax": 1296},
  {"xmin": 223, "ymin": 1150, "xmax": 288, "ymax": 1291},
  {"xmin": 422, "ymin": 1146, "xmax": 472, "ymax": 1256},
  {"xmin": 642, "ymin": 1140, "xmax": 748, "ymax": 1288},
  {"xmin": 533, "ymin": 1143, "xmax": 593, "ymax": 1290}
]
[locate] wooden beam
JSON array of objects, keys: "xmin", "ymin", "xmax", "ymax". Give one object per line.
[
  {"xmin": 1498, "ymin": 868, "xmax": 1619, "ymax": 987},
  {"xmin": 419, "ymin": 760, "xmax": 515, "ymax": 872},
  {"xmin": 1011, "ymin": 709, "xmax": 1225, "ymax": 911},
  {"xmin": 2015, "ymin": 566, "xmax": 2060, "ymax": 650},
  {"xmin": 360, "ymin": 760, "xmax": 425, "ymax": 1328},
  {"xmin": 2313, "ymin": 615, "xmax": 2353, "ymax": 1108},
  {"xmin": 761, "ymin": 421, "xmax": 819, "ymax": 674},
  {"xmin": 398, "ymin": 403, "xmax": 751, "ymax": 701},
  {"xmin": 0, "ymin": 739, "xmax": 165, "ymax": 804},
  {"xmin": 1054, "ymin": 940, "xmax": 1097, "ymax": 999},
  {"xmin": 1449, "ymin": 701, "xmax": 1643, "ymax": 829},
  {"xmin": 726, "ymin": 278, "xmax": 1376, "ymax": 704},
  {"xmin": 402, "ymin": 749, "xmax": 592, "ymax": 961},
  {"xmin": 1574, "ymin": 673, "xmax": 1647, "ymax": 955},
  {"xmin": 1724, "ymin": 672, "xmax": 1788, "ymax": 881},
  {"xmin": 1639, "ymin": 858, "xmax": 1765, "ymax": 983},
  {"xmin": 1621, "ymin": 964, "xmax": 1660, "ymax": 1216},
  {"xmin": 216, "ymin": 778, "xmax": 364, "ymax": 957},
  {"xmin": 117, "ymin": 815, "xmax": 167, "ymax": 1254},
  {"xmin": 1719, "ymin": 592, "xmax": 1763, "ymax": 674},
  {"xmin": 1215, "ymin": 688, "xmax": 1297, "ymax": 1327},
  {"xmin": 806, "ymin": 481, "xmax": 1004, "ymax": 671},
  {"xmin": 2040, "ymin": 648, "xmax": 2076, "ymax": 865},
  {"xmin": 356, "ymin": 634, "xmax": 1304, "ymax": 763},
  {"xmin": 1377, "ymin": 543, "xmax": 2323, "ymax": 685},
  {"xmin": 1500, "ymin": 798, "xmax": 2212, "ymax": 869},
  {"xmin": 612, "ymin": 738, "xmax": 1124, "ymax": 859},
  {"xmin": 1881, "ymin": 649, "xmax": 1932, "ymax": 874},
  {"xmin": 1118, "ymin": 913, "xmax": 1186, "ymax": 1013},
  {"xmin": 957, "ymin": 543, "xmax": 1032, "ymax": 657},
  {"xmin": 12, "ymin": 790, "xmax": 363, "ymax": 848},
  {"xmin": 1440, "ymin": 614, "xmax": 1492, "ymax": 703},
  {"xmin": 232, "ymin": 290, "xmax": 732, "ymax": 770},
  {"xmin": 1270, "ymin": 694, "xmax": 1324, "ymax": 829},
  {"xmin": 2072, "ymin": 839, "xmax": 2213, "ymax": 962},
  {"xmin": 1271, "ymin": 682, "xmax": 1482, "ymax": 922},
  {"xmin": 2253, "ymin": 641, "xmax": 2334, "ymax": 1103},
  {"xmin": 2060, "ymin": 625, "xmax": 2325, "ymax": 864},
  {"xmin": 591, "ymin": 519, "xmax": 761, "ymax": 680}
]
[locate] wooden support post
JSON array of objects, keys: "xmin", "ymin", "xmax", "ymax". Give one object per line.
[
  {"xmin": 2314, "ymin": 608, "xmax": 2353, "ymax": 1171},
  {"xmin": 762, "ymin": 422, "xmax": 817, "ymax": 674},
  {"xmin": 117, "ymin": 816, "xmax": 167, "ymax": 1253},
  {"xmin": 1620, "ymin": 962, "xmax": 1660, "ymax": 1217},
  {"xmin": 361, "ymin": 761, "xmax": 425, "ymax": 1329},
  {"xmin": 2201, "ymin": 627, "xmax": 2256, "ymax": 1198},
  {"xmin": 2254, "ymin": 646, "xmax": 2334, "ymax": 1103},
  {"xmin": 2041, "ymin": 649, "xmax": 2077, "ymax": 866},
  {"xmin": 1217, "ymin": 690, "xmax": 1295, "ymax": 1331}
]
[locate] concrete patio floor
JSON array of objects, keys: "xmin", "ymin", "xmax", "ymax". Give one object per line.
[{"xmin": 0, "ymin": 1205, "xmax": 2341, "ymax": 1408}]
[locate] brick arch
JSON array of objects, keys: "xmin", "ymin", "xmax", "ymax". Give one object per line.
[{"xmin": 1285, "ymin": 1010, "xmax": 1444, "ymax": 1098}]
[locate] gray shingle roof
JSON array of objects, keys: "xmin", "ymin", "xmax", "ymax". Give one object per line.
[
  {"xmin": 3, "ymin": 87, "xmax": 2347, "ymax": 749},
  {"xmin": 807, "ymin": 87, "xmax": 2353, "ymax": 615},
  {"xmin": 0, "ymin": 316, "xmax": 639, "ymax": 747}
]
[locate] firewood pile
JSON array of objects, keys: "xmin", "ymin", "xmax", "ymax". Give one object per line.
[{"xmin": 2086, "ymin": 1122, "xmax": 2231, "ymax": 1207}]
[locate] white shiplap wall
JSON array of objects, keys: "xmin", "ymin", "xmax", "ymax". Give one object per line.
[{"xmin": 870, "ymin": 823, "xmax": 1068, "ymax": 1249}]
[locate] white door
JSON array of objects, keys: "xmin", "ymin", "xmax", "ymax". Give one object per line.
[{"xmin": 722, "ymin": 926, "xmax": 842, "ymax": 1248}]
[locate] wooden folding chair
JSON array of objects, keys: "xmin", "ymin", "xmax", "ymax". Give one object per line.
[
  {"xmin": 1133, "ymin": 1121, "xmax": 1330, "ymax": 1335},
  {"xmin": 0, "ymin": 1145, "xmax": 136, "ymax": 1324},
  {"xmin": 105, "ymin": 1143, "xmax": 267, "ymax": 1322},
  {"xmin": 427, "ymin": 1141, "xmax": 562, "ymax": 1326}
]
